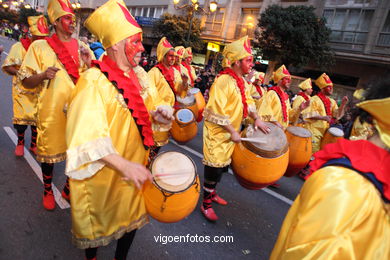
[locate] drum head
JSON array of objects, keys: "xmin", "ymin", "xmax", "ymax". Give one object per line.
[
  {"xmin": 151, "ymin": 151, "xmax": 196, "ymax": 193},
  {"xmin": 243, "ymin": 122, "xmax": 288, "ymax": 158},
  {"xmin": 177, "ymin": 95, "xmax": 195, "ymax": 106},
  {"xmin": 189, "ymin": 88, "xmax": 200, "ymax": 95},
  {"xmin": 328, "ymin": 127, "xmax": 344, "ymax": 137},
  {"xmin": 176, "ymin": 109, "xmax": 194, "ymax": 123},
  {"xmin": 286, "ymin": 126, "xmax": 312, "ymax": 138}
]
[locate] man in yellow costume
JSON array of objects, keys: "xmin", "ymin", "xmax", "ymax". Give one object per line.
[
  {"xmin": 173, "ymin": 45, "xmax": 190, "ymax": 97},
  {"xmin": 302, "ymin": 73, "xmax": 348, "ymax": 153},
  {"xmin": 65, "ymin": 1, "xmax": 173, "ymax": 259},
  {"xmin": 182, "ymin": 47, "xmax": 198, "ymax": 87},
  {"xmin": 2, "ymin": 15, "xmax": 49, "ymax": 156},
  {"xmin": 271, "ymin": 77, "xmax": 390, "ymax": 260},
  {"xmin": 202, "ymin": 36, "xmax": 270, "ymax": 221},
  {"xmin": 292, "ymin": 78, "xmax": 312, "ymax": 111},
  {"xmin": 250, "ymin": 71, "xmax": 267, "ymax": 110},
  {"xmin": 19, "ymin": 0, "xmax": 93, "ymax": 210}
]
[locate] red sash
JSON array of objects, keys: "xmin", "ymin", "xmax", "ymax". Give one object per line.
[
  {"xmin": 317, "ymin": 92, "xmax": 332, "ymax": 116},
  {"xmin": 155, "ymin": 63, "xmax": 176, "ymax": 95},
  {"xmin": 254, "ymin": 83, "xmax": 263, "ymax": 97},
  {"xmin": 298, "ymin": 91, "xmax": 309, "ymax": 101},
  {"xmin": 269, "ymin": 86, "xmax": 288, "ymax": 122},
  {"xmin": 20, "ymin": 37, "xmax": 32, "ymax": 51}
]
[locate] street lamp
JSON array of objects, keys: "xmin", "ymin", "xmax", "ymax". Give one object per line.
[{"xmin": 173, "ymin": 0, "xmax": 218, "ymax": 42}]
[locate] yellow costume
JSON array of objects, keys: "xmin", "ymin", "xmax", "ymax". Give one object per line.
[
  {"xmin": 349, "ymin": 116, "xmax": 374, "ymax": 141},
  {"xmin": 173, "ymin": 45, "xmax": 189, "ymax": 97},
  {"xmin": 66, "ymin": 0, "xmax": 160, "ymax": 248},
  {"xmin": 203, "ymin": 36, "xmax": 256, "ymax": 167},
  {"xmin": 182, "ymin": 47, "xmax": 197, "ymax": 86},
  {"xmin": 292, "ymin": 78, "xmax": 312, "ymax": 111},
  {"xmin": 250, "ymin": 72, "xmax": 267, "ymax": 110}
]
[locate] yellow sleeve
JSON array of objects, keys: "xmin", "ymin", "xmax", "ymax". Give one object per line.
[
  {"xmin": 292, "ymin": 96, "xmax": 304, "ymax": 110},
  {"xmin": 79, "ymin": 41, "xmax": 96, "ymax": 72},
  {"xmin": 2, "ymin": 42, "xmax": 24, "ymax": 73},
  {"xmin": 271, "ymin": 166, "xmax": 390, "ymax": 260},
  {"xmin": 148, "ymin": 67, "xmax": 175, "ymax": 107},
  {"xmin": 66, "ymin": 69, "xmax": 117, "ymax": 180},
  {"xmin": 257, "ymin": 90, "xmax": 278, "ymax": 122},
  {"xmin": 288, "ymin": 98, "xmax": 300, "ymax": 124},
  {"xmin": 18, "ymin": 41, "xmax": 45, "ymax": 80},
  {"xmin": 331, "ymin": 98, "xmax": 339, "ymax": 118},
  {"xmin": 303, "ymin": 96, "xmax": 322, "ymax": 119}
]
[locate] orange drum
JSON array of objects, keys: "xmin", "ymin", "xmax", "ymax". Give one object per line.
[
  {"xmin": 189, "ymin": 88, "xmax": 205, "ymax": 122},
  {"xmin": 284, "ymin": 126, "xmax": 312, "ymax": 177},
  {"xmin": 321, "ymin": 127, "xmax": 344, "ymax": 149},
  {"xmin": 143, "ymin": 151, "xmax": 200, "ymax": 223},
  {"xmin": 170, "ymin": 109, "xmax": 198, "ymax": 144},
  {"xmin": 176, "ymin": 95, "xmax": 199, "ymax": 120},
  {"xmin": 231, "ymin": 123, "xmax": 289, "ymax": 190}
]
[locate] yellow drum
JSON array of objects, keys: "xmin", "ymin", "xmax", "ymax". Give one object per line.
[
  {"xmin": 170, "ymin": 109, "xmax": 198, "ymax": 144},
  {"xmin": 143, "ymin": 151, "xmax": 200, "ymax": 223},
  {"xmin": 284, "ymin": 126, "xmax": 312, "ymax": 177},
  {"xmin": 321, "ymin": 127, "xmax": 344, "ymax": 149},
  {"xmin": 189, "ymin": 88, "xmax": 205, "ymax": 122},
  {"xmin": 231, "ymin": 123, "xmax": 289, "ymax": 190},
  {"xmin": 176, "ymin": 95, "xmax": 199, "ymax": 120}
]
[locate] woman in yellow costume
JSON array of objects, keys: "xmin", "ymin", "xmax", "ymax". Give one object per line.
[
  {"xmin": 2, "ymin": 15, "xmax": 49, "ymax": 156},
  {"xmin": 302, "ymin": 73, "xmax": 349, "ymax": 153},
  {"xmin": 65, "ymin": 1, "xmax": 173, "ymax": 259},
  {"xmin": 271, "ymin": 77, "xmax": 390, "ymax": 260},
  {"xmin": 201, "ymin": 36, "xmax": 270, "ymax": 221}
]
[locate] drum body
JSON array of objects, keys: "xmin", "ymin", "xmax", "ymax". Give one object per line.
[
  {"xmin": 189, "ymin": 88, "xmax": 206, "ymax": 122},
  {"xmin": 321, "ymin": 127, "xmax": 344, "ymax": 149},
  {"xmin": 231, "ymin": 123, "xmax": 289, "ymax": 190},
  {"xmin": 143, "ymin": 151, "xmax": 200, "ymax": 223},
  {"xmin": 176, "ymin": 95, "xmax": 199, "ymax": 120},
  {"xmin": 170, "ymin": 109, "xmax": 198, "ymax": 144},
  {"xmin": 284, "ymin": 126, "xmax": 312, "ymax": 177}
]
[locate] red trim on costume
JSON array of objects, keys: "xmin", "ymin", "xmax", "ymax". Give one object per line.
[
  {"xmin": 269, "ymin": 86, "xmax": 288, "ymax": 122},
  {"xmin": 309, "ymin": 139, "xmax": 390, "ymax": 200},
  {"xmin": 155, "ymin": 63, "xmax": 176, "ymax": 94},
  {"xmin": 117, "ymin": 2, "xmax": 141, "ymax": 28},
  {"xmin": 37, "ymin": 16, "xmax": 49, "ymax": 34},
  {"xmin": 58, "ymin": 0, "xmax": 74, "ymax": 14},
  {"xmin": 92, "ymin": 56, "xmax": 154, "ymax": 147},
  {"xmin": 181, "ymin": 61, "xmax": 194, "ymax": 85},
  {"xmin": 20, "ymin": 37, "xmax": 32, "ymax": 51},
  {"xmin": 218, "ymin": 68, "xmax": 248, "ymax": 118},
  {"xmin": 45, "ymin": 34, "xmax": 80, "ymax": 83},
  {"xmin": 254, "ymin": 83, "xmax": 263, "ymax": 97},
  {"xmin": 298, "ymin": 92, "xmax": 309, "ymax": 101},
  {"xmin": 317, "ymin": 92, "xmax": 332, "ymax": 116}
]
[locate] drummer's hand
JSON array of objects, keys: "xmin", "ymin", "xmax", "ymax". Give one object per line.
[
  {"xmin": 181, "ymin": 73, "xmax": 189, "ymax": 85},
  {"xmin": 254, "ymin": 118, "xmax": 271, "ymax": 134},
  {"xmin": 271, "ymin": 121, "xmax": 283, "ymax": 129},
  {"xmin": 341, "ymin": 95, "xmax": 349, "ymax": 106},
  {"xmin": 322, "ymin": 115, "xmax": 332, "ymax": 123},
  {"xmin": 121, "ymin": 161, "xmax": 152, "ymax": 189},
  {"xmin": 299, "ymin": 100, "xmax": 310, "ymax": 111},
  {"xmin": 151, "ymin": 107, "xmax": 174, "ymax": 124},
  {"xmin": 230, "ymin": 131, "xmax": 241, "ymax": 143}
]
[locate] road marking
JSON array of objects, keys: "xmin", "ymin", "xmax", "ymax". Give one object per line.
[
  {"xmin": 3, "ymin": 127, "xmax": 70, "ymax": 209},
  {"xmin": 170, "ymin": 139, "xmax": 293, "ymax": 205}
]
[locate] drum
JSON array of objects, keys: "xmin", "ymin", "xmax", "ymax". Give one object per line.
[
  {"xmin": 170, "ymin": 109, "xmax": 198, "ymax": 144},
  {"xmin": 143, "ymin": 151, "xmax": 200, "ymax": 223},
  {"xmin": 176, "ymin": 95, "xmax": 199, "ymax": 120},
  {"xmin": 231, "ymin": 122, "xmax": 289, "ymax": 190},
  {"xmin": 189, "ymin": 88, "xmax": 205, "ymax": 122},
  {"xmin": 284, "ymin": 126, "xmax": 312, "ymax": 177},
  {"xmin": 321, "ymin": 127, "xmax": 344, "ymax": 149}
]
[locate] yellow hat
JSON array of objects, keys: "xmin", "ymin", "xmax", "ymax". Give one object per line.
[
  {"xmin": 183, "ymin": 47, "xmax": 193, "ymax": 59},
  {"xmin": 175, "ymin": 46, "xmax": 185, "ymax": 59},
  {"xmin": 254, "ymin": 72, "xmax": 265, "ymax": 83},
  {"xmin": 353, "ymin": 88, "xmax": 365, "ymax": 100},
  {"xmin": 222, "ymin": 36, "xmax": 252, "ymax": 64},
  {"xmin": 27, "ymin": 15, "xmax": 49, "ymax": 36},
  {"xmin": 84, "ymin": 0, "xmax": 142, "ymax": 49},
  {"xmin": 47, "ymin": 0, "xmax": 75, "ymax": 24},
  {"xmin": 299, "ymin": 78, "xmax": 312, "ymax": 91},
  {"xmin": 315, "ymin": 73, "xmax": 333, "ymax": 89},
  {"xmin": 157, "ymin": 37, "xmax": 174, "ymax": 63},
  {"xmin": 357, "ymin": 97, "xmax": 390, "ymax": 148},
  {"xmin": 272, "ymin": 65, "xmax": 291, "ymax": 83}
]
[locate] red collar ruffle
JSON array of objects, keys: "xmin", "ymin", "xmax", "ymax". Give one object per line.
[
  {"xmin": 155, "ymin": 63, "xmax": 176, "ymax": 95},
  {"xmin": 269, "ymin": 86, "xmax": 288, "ymax": 122},
  {"xmin": 254, "ymin": 83, "xmax": 263, "ymax": 97},
  {"xmin": 20, "ymin": 37, "xmax": 32, "ymax": 51},
  {"xmin": 298, "ymin": 91, "xmax": 309, "ymax": 101}
]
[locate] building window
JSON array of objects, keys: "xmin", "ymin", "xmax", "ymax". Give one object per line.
[
  {"xmin": 377, "ymin": 10, "xmax": 390, "ymax": 46},
  {"xmin": 324, "ymin": 8, "xmax": 374, "ymax": 44},
  {"xmin": 204, "ymin": 8, "xmax": 225, "ymax": 34},
  {"xmin": 235, "ymin": 8, "xmax": 259, "ymax": 39}
]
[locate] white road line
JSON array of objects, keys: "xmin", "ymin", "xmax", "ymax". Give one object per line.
[
  {"xmin": 3, "ymin": 126, "xmax": 70, "ymax": 209},
  {"xmin": 169, "ymin": 139, "xmax": 293, "ymax": 205}
]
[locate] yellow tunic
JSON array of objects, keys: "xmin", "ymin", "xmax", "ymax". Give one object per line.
[
  {"xmin": 258, "ymin": 90, "xmax": 300, "ymax": 129},
  {"xmin": 2, "ymin": 42, "xmax": 39, "ymax": 126},
  {"xmin": 148, "ymin": 66, "xmax": 175, "ymax": 146},
  {"xmin": 65, "ymin": 67, "xmax": 155, "ymax": 249},
  {"xmin": 271, "ymin": 166, "xmax": 390, "ymax": 260},
  {"xmin": 292, "ymin": 95, "xmax": 310, "ymax": 111},
  {"xmin": 18, "ymin": 39, "xmax": 91, "ymax": 163},
  {"xmin": 173, "ymin": 66, "xmax": 187, "ymax": 98},
  {"xmin": 203, "ymin": 74, "xmax": 256, "ymax": 167},
  {"xmin": 349, "ymin": 117, "xmax": 374, "ymax": 141},
  {"xmin": 302, "ymin": 95, "xmax": 338, "ymax": 153},
  {"xmin": 250, "ymin": 83, "xmax": 267, "ymax": 111}
]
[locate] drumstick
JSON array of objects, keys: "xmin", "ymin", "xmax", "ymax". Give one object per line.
[
  {"xmin": 154, "ymin": 170, "xmax": 193, "ymax": 177},
  {"xmin": 240, "ymin": 137, "xmax": 267, "ymax": 144}
]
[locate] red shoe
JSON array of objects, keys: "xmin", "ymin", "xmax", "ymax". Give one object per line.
[
  {"xmin": 15, "ymin": 144, "xmax": 24, "ymax": 157},
  {"xmin": 211, "ymin": 192, "xmax": 228, "ymax": 205},
  {"xmin": 61, "ymin": 189, "xmax": 70, "ymax": 203},
  {"xmin": 43, "ymin": 191, "xmax": 55, "ymax": 210},
  {"xmin": 29, "ymin": 146, "xmax": 37, "ymax": 156},
  {"xmin": 200, "ymin": 204, "xmax": 218, "ymax": 222}
]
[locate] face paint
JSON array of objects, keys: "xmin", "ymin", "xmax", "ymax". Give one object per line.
[
  {"xmin": 240, "ymin": 56, "xmax": 253, "ymax": 75},
  {"xmin": 125, "ymin": 33, "xmax": 144, "ymax": 67},
  {"xmin": 164, "ymin": 50, "xmax": 175, "ymax": 67},
  {"xmin": 60, "ymin": 14, "xmax": 75, "ymax": 34}
]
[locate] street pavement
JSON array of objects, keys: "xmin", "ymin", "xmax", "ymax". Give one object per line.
[{"xmin": 0, "ymin": 36, "xmax": 304, "ymax": 260}]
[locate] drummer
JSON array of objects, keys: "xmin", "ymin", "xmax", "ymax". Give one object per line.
[
  {"xmin": 250, "ymin": 71, "xmax": 267, "ymax": 110},
  {"xmin": 292, "ymin": 78, "xmax": 312, "ymax": 112},
  {"xmin": 201, "ymin": 36, "xmax": 270, "ymax": 222},
  {"xmin": 181, "ymin": 47, "xmax": 197, "ymax": 87},
  {"xmin": 173, "ymin": 45, "xmax": 190, "ymax": 98},
  {"xmin": 302, "ymin": 73, "xmax": 348, "ymax": 153}
]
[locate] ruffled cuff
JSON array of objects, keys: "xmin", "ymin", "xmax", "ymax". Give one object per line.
[
  {"xmin": 2, "ymin": 58, "xmax": 22, "ymax": 73},
  {"xmin": 203, "ymin": 108, "xmax": 231, "ymax": 125},
  {"xmin": 65, "ymin": 137, "xmax": 117, "ymax": 180},
  {"xmin": 18, "ymin": 66, "xmax": 36, "ymax": 81}
]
